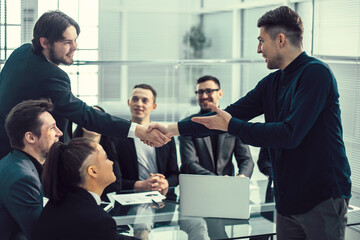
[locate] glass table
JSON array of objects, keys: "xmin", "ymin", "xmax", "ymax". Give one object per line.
[{"xmin": 108, "ymin": 180, "xmax": 360, "ymax": 240}]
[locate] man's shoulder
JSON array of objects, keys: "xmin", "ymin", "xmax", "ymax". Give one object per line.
[
  {"xmin": 6, "ymin": 43, "xmax": 69, "ymax": 80},
  {"xmin": 0, "ymin": 152, "xmax": 40, "ymax": 198},
  {"xmin": 296, "ymin": 53, "xmax": 331, "ymax": 73},
  {"xmin": 12, "ymin": 43, "xmax": 32, "ymax": 54},
  {"xmin": 0, "ymin": 151, "xmax": 37, "ymax": 179}
]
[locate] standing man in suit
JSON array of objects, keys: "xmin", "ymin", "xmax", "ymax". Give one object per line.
[
  {"xmin": 179, "ymin": 75, "xmax": 253, "ymax": 177},
  {"xmin": 0, "ymin": 99, "xmax": 62, "ymax": 240},
  {"xmin": 0, "ymin": 11, "xmax": 168, "ymax": 159},
  {"xmin": 117, "ymin": 84, "xmax": 179, "ymax": 191}
]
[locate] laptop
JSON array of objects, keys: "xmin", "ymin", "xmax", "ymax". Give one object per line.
[{"xmin": 179, "ymin": 174, "xmax": 250, "ymax": 219}]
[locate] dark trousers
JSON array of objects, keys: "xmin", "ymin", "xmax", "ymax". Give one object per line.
[{"xmin": 276, "ymin": 197, "xmax": 348, "ymax": 240}]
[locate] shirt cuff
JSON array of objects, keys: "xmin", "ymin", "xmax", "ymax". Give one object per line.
[{"xmin": 127, "ymin": 122, "xmax": 137, "ymax": 138}]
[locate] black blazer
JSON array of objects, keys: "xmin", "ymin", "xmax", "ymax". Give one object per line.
[
  {"xmin": 116, "ymin": 138, "xmax": 179, "ymax": 190},
  {"xmin": 32, "ymin": 187, "xmax": 121, "ymax": 240},
  {"xmin": 0, "ymin": 150, "xmax": 43, "ymax": 240},
  {"xmin": 0, "ymin": 44, "xmax": 131, "ymax": 158}
]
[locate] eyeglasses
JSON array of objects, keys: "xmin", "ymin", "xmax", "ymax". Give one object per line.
[{"xmin": 195, "ymin": 88, "xmax": 220, "ymax": 95}]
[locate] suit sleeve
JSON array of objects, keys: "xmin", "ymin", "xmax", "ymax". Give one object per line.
[
  {"xmin": 6, "ymin": 175, "xmax": 43, "ymax": 239},
  {"xmin": 179, "ymin": 135, "xmax": 215, "ymax": 175},
  {"xmin": 163, "ymin": 138, "xmax": 180, "ymax": 187},
  {"xmin": 45, "ymin": 73, "xmax": 131, "ymax": 138},
  {"xmin": 257, "ymin": 147, "xmax": 273, "ymax": 178},
  {"xmin": 234, "ymin": 138, "xmax": 254, "ymax": 177}
]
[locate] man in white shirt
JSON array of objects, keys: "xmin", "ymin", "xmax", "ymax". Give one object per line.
[
  {"xmin": 116, "ymin": 84, "xmax": 179, "ymax": 192},
  {"xmin": 116, "ymin": 84, "xmax": 179, "ymax": 240}
]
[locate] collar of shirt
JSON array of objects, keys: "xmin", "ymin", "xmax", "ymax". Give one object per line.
[
  {"xmin": 283, "ymin": 51, "xmax": 307, "ymax": 76},
  {"xmin": 88, "ymin": 191, "xmax": 101, "ymax": 205},
  {"xmin": 43, "ymin": 54, "xmax": 56, "ymax": 65},
  {"xmin": 16, "ymin": 149, "xmax": 43, "ymax": 178}
]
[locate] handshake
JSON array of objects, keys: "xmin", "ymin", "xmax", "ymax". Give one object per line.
[
  {"xmin": 134, "ymin": 103, "xmax": 232, "ymax": 147},
  {"xmin": 135, "ymin": 122, "xmax": 179, "ymax": 147}
]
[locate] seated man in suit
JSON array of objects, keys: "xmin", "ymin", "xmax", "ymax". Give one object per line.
[
  {"xmin": 179, "ymin": 75, "xmax": 254, "ymax": 177},
  {"xmin": 0, "ymin": 99, "xmax": 63, "ymax": 240},
  {"xmin": 117, "ymin": 84, "xmax": 179, "ymax": 240},
  {"xmin": 117, "ymin": 84, "xmax": 179, "ymax": 192}
]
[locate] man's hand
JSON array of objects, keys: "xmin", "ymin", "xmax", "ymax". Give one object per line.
[
  {"xmin": 191, "ymin": 103, "xmax": 232, "ymax": 131},
  {"xmin": 147, "ymin": 122, "xmax": 179, "ymax": 138},
  {"xmin": 134, "ymin": 173, "xmax": 169, "ymax": 192},
  {"xmin": 135, "ymin": 124, "xmax": 170, "ymax": 147},
  {"xmin": 150, "ymin": 173, "xmax": 169, "ymax": 191}
]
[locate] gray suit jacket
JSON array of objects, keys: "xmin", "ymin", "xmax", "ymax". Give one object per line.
[
  {"xmin": 179, "ymin": 113, "xmax": 254, "ymax": 177},
  {"xmin": 0, "ymin": 150, "xmax": 43, "ymax": 240}
]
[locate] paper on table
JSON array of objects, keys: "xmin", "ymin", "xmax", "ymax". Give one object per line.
[{"xmin": 112, "ymin": 191, "xmax": 166, "ymax": 205}]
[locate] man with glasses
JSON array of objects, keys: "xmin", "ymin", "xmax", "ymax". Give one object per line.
[{"xmin": 179, "ymin": 75, "xmax": 254, "ymax": 178}]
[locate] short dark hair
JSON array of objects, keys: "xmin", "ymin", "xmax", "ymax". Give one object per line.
[
  {"xmin": 32, "ymin": 10, "xmax": 80, "ymax": 54},
  {"xmin": 257, "ymin": 6, "xmax": 303, "ymax": 47},
  {"xmin": 5, "ymin": 99, "xmax": 54, "ymax": 150},
  {"xmin": 197, "ymin": 75, "xmax": 221, "ymax": 88},
  {"xmin": 42, "ymin": 138, "xmax": 97, "ymax": 204},
  {"xmin": 133, "ymin": 84, "xmax": 157, "ymax": 103}
]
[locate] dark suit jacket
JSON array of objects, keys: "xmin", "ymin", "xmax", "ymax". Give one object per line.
[
  {"xmin": 0, "ymin": 43, "xmax": 131, "ymax": 158},
  {"xmin": 116, "ymin": 138, "xmax": 179, "ymax": 190},
  {"xmin": 179, "ymin": 112, "xmax": 254, "ymax": 177},
  {"xmin": 32, "ymin": 187, "xmax": 120, "ymax": 240},
  {"xmin": 257, "ymin": 147, "xmax": 272, "ymax": 178},
  {"xmin": 0, "ymin": 150, "xmax": 43, "ymax": 240}
]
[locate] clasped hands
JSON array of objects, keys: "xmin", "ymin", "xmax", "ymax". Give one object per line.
[
  {"xmin": 137, "ymin": 103, "xmax": 232, "ymax": 147},
  {"xmin": 134, "ymin": 173, "xmax": 169, "ymax": 193}
]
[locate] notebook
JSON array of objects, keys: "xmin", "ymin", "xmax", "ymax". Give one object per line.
[{"xmin": 179, "ymin": 174, "xmax": 250, "ymax": 219}]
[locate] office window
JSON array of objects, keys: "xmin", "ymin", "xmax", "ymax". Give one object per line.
[
  {"xmin": 0, "ymin": 0, "xmax": 21, "ymax": 60},
  {"xmin": 313, "ymin": 0, "xmax": 360, "ymax": 190}
]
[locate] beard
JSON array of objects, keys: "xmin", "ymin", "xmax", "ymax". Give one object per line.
[
  {"xmin": 200, "ymin": 100, "xmax": 214, "ymax": 114},
  {"xmin": 266, "ymin": 53, "xmax": 283, "ymax": 70},
  {"xmin": 200, "ymin": 106, "xmax": 212, "ymax": 113},
  {"xmin": 48, "ymin": 45, "xmax": 74, "ymax": 66}
]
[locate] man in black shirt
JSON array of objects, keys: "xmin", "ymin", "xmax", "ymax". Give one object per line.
[{"xmin": 150, "ymin": 6, "xmax": 351, "ymax": 240}]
